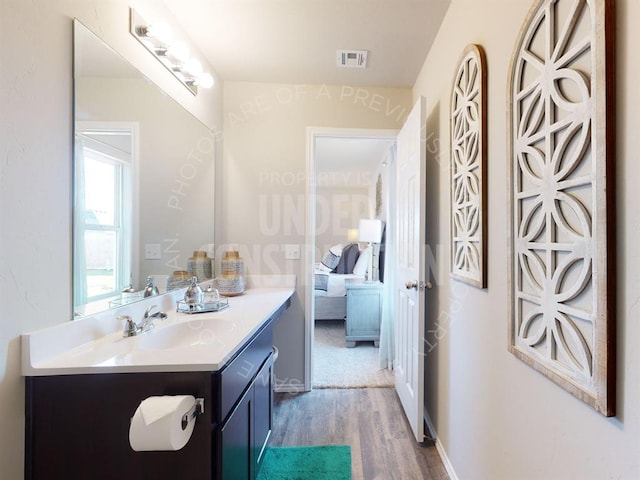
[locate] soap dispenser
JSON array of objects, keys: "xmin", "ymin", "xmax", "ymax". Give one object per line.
[
  {"xmin": 121, "ymin": 282, "xmax": 138, "ymax": 301},
  {"xmin": 184, "ymin": 276, "xmax": 204, "ymax": 305},
  {"xmin": 143, "ymin": 276, "xmax": 159, "ymax": 297}
]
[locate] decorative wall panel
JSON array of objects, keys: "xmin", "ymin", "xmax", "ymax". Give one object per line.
[
  {"xmin": 508, "ymin": 0, "xmax": 615, "ymax": 416},
  {"xmin": 450, "ymin": 44, "xmax": 487, "ymax": 288}
]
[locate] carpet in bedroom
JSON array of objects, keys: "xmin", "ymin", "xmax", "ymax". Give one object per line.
[{"xmin": 313, "ymin": 320, "xmax": 394, "ymax": 388}]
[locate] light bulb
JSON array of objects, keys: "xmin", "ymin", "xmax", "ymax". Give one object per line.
[
  {"xmin": 147, "ymin": 22, "xmax": 173, "ymax": 44},
  {"xmin": 168, "ymin": 41, "xmax": 190, "ymax": 63},
  {"xmin": 183, "ymin": 58, "xmax": 203, "ymax": 76},
  {"xmin": 196, "ymin": 73, "xmax": 214, "ymax": 89}
]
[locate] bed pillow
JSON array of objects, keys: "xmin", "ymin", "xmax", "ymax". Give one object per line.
[
  {"xmin": 320, "ymin": 244, "xmax": 343, "ymax": 271},
  {"xmin": 315, "ymin": 262, "xmax": 332, "ymax": 273},
  {"xmin": 352, "ymin": 246, "xmax": 370, "ymax": 277},
  {"xmin": 334, "ymin": 243, "xmax": 360, "ymax": 274}
]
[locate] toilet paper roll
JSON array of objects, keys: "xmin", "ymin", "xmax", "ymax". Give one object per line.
[{"xmin": 129, "ymin": 395, "xmax": 196, "ymax": 452}]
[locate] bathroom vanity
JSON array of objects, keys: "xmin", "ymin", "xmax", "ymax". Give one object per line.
[{"xmin": 22, "ymin": 284, "xmax": 294, "ymax": 480}]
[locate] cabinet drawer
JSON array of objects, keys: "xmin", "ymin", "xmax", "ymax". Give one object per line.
[{"xmin": 213, "ymin": 320, "xmax": 273, "ymax": 424}]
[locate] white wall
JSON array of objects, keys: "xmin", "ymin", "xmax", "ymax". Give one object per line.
[
  {"xmin": 221, "ymin": 82, "xmax": 411, "ymax": 389},
  {"xmin": 315, "ymin": 184, "xmax": 369, "ymax": 253},
  {"xmin": 0, "ymin": 1, "xmax": 223, "ymax": 478},
  {"xmin": 414, "ymin": 0, "xmax": 640, "ymax": 478}
]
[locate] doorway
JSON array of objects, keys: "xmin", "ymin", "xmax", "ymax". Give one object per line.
[{"xmin": 304, "ymin": 127, "xmax": 398, "ymax": 391}]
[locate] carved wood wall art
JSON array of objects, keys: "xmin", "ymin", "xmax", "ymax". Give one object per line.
[
  {"xmin": 451, "ymin": 44, "xmax": 487, "ymax": 288},
  {"xmin": 507, "ymin": 0, "xmax": 615, "ymax": 416}
]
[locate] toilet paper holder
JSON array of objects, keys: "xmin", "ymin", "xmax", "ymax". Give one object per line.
[{"xmin": 181, "ymin": 398, "xmax": 204, "ymax": 430}]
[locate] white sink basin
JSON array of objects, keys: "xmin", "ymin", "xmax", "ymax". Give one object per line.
[{"xmin": 137, "ymin": 319, "xmax": 228, "ymax": 350}]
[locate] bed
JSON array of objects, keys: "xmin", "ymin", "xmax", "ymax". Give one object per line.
[
  {"xmin": 314, "ymin": 273, "xmax": 364, "ymax": 319},
  {"xmin": 314, "ymin": 243, "xmax": 369, "ymax": 321}
]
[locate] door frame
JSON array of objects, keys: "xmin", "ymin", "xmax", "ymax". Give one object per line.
[{"xmin": 304, "ymin": 126, "xmax": 398, "ymax": 391}]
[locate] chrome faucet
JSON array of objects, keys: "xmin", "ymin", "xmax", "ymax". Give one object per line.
[
  {"xmin": 117, "ymin": 305, "xmax": 167, "ymax": 338},
  {"xmin": 142, "ymin": 305, "xmax": 167, "ymax": 331}
]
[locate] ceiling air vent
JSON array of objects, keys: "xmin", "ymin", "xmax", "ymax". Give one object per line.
[{"xmin": 337, "ymin": 50, "xmax": 368, "ymax": 68}]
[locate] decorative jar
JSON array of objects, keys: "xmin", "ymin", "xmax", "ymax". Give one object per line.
[
  {"xmin": 187, "ymin": 250, "xmax": 213, "ymax": 281},
  {"xmin": 215, "ymin": 250, "xmax": 245, "ymax": 296}
]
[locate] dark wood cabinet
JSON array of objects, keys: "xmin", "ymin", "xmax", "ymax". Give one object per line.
[
  {"xmin": 220, "ymin": 383, "xmax": 252, "ymax": 480},
  {"xmin": 25, "ymin": 371, "xmax": 214, "ymax": 480},
  {"xmin": 217, "ymin": 354, "xmax": 273, "ymax": 480},
  {"xmin": 252, "ymin": 358, "xmax": 273, "ymax": 469},
  {"xmin": 25, "ymin": 318, "xmax": 276, "ymax": 480}
]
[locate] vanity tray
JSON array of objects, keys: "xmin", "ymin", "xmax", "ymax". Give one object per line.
[{"xmin": 176, "ymin": 297, "xmax": 229, "ymax": 314}]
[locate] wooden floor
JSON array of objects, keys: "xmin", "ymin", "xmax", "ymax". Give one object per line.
[{"xmin": 271, "ymin": 388, "xmax": 449, "ymax": 480}]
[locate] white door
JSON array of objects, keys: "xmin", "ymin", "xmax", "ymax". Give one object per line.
[{"xmin": 395, "ymin": 97, "xmax": 428, "ymax": 443}]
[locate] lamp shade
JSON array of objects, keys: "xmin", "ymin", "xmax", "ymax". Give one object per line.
[{"xmin": 358, "ymin": 219, "xmax": 383, "ymax": 243}]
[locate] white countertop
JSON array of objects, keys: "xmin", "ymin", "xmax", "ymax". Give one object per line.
[{"xmin": 22, "ymin": 283, "xmax": 295, "ymax": 376}]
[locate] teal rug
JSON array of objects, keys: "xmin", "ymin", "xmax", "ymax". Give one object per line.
[{"xmin": 257, "ymin": 445, "xmax": 352, "ymax": 480}]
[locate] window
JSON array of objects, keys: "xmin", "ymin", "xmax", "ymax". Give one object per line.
[{"xmin": 74, "ymin": 125, "xmax": 135, "ymax": 307}]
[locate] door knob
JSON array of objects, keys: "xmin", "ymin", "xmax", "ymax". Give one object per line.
[{"xmin": 405, "ymin": 280, "xmax": 418, "ymax": 290}]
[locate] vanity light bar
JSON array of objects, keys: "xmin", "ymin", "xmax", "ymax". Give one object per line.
[{"xmin": 130, "ymin": 8, "xmax": 214, "ymax": 95}]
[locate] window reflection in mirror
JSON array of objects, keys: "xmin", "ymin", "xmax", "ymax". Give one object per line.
[
  {"xmin": 74, "ymin": 124, "xmax": 135, "ymax": 307},
  {"xmin": 73, "ymin": 21, "xmax": 216, "ymax": 318}
]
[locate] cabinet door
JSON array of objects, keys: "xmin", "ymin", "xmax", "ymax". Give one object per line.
[
  {"xmin": 253, "ymin": 356, "xmax": 273, "ymax": 472},
  {"xmin": 219, "ymin": 355, "xmax": 273, "ymax": 480},
  {"xmin": 219, "ymin": 386, "xmax": 252, "ymax": 480}
]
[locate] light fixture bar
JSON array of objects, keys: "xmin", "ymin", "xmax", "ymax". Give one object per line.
[{"xmin": 130, "ymin": 8, "xmax": 213, "ymax": 95}]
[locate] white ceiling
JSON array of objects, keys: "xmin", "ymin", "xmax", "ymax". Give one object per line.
[{"xmin": 164, "ymin": 0, "xmax": 451, "ymax": 87}]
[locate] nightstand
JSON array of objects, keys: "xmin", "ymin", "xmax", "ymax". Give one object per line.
[{"xmin": 345, "ymin": 278, "xmax": 383, "ymax": 347}]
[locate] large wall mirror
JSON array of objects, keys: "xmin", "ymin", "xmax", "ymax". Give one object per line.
[{"xmin": 73, "ymin": 20, "xmax": 215, "ymax": 317}]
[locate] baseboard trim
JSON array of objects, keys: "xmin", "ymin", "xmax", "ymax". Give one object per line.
[
  {"xmin": 274, "ymin": 381, "xmax": 307, "ymax": 394},
  {"xmin": 424, "ymin": 411, "xmax": 459, "ymax": 480}
]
